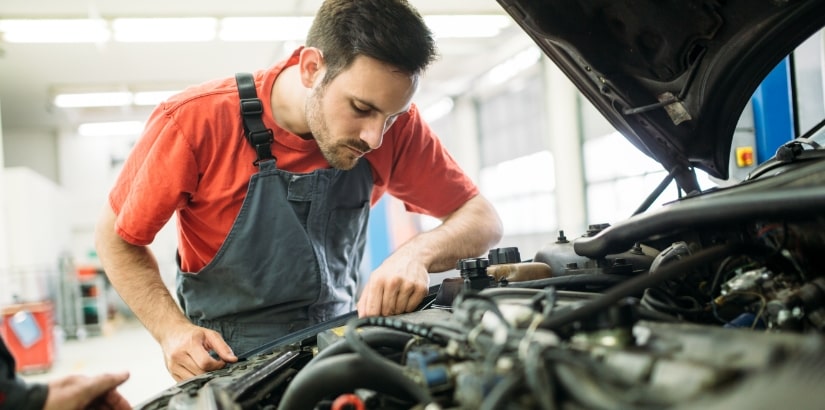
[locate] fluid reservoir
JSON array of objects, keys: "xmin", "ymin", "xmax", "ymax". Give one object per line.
[{"xmin": 534, "ymin": 226, "xmax": 658, "ymax": 276}]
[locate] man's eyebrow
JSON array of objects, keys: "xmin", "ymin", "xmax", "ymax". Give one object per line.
[{"xmin": 352, "ymin": 97, "xmax": 409, "ymax": 117}]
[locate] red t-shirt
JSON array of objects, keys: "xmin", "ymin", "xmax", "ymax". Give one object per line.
[{"xmin": 109, "ymin": 48, "xmax": 479, "ymax": 272}]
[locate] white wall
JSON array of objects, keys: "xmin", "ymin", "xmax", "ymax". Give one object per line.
[
  {"xmin": 1, "ymin": 167, "xmax": 70, "ymax": 304},
  {"xmin": 57, "ymin": 132, "xmax": 132, "ymax": 266},
  {"xmin": 0, "ymin": 122, "xmax": 180, "ymax": 305},
  {"xmin": 0, "ymin": 100, "xmax": 10, "ymax": 304},
  {"xmin": 57, "ymin": 132, "xmax": 179, "ymax": 290},
  {"xmin": 0, "ymin": 107, "xmax": 70, "ymax": 305},
  {"xmin": 3, "ymin": 129, "xmax": 60, "ymax": 184}
]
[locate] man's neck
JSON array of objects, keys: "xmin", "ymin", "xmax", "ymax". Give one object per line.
[{"xmin": 271, "ymin": 65, "xmax": 311, "ymax": 136}]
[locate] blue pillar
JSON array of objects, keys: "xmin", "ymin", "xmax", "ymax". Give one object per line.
[
  {"xmin": 751, "ymin": 57, "xmax": 795, "ymax": 164},
  {"xmin": 366, "ymin": 196, "xmax": 392, "ymax": 271}
]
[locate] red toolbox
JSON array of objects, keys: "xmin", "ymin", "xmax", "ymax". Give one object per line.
[{"xmin": 1, "ymin": 301, "xmax": 55, "ymax": 373}]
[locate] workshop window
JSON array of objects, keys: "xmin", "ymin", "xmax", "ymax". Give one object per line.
[
  {"xmin": 476, "ymin": 72, "xmax": 555, "ymax": 239},
  {"xmin": 792, "ymin": 28, "xmax": 825, "ymax": 138},
  {"xmin": 477, "ymin": 74, "xmax": 547, "ymax": 166},
  {"xmin": 583, "ymin": 131, "xmax": 672, "ymax": 225}
]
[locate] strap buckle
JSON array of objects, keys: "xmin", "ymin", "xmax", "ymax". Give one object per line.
[
  {"xmin": 240, "ymin": 99, "xmax": 264, "ymax": 116},
  {"xmin": 235, "ymin": 72, "xmax": 275, "ymax": 166}
]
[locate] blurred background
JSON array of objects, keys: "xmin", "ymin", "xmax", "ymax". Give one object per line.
[{"xmin": 0, "ymin": 0, "xmax": 823, "ymax": 406}]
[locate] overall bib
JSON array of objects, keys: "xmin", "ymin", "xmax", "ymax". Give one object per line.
[{"xmin": 176, "ymin": 73, "xmax": 373, "ymax": 355}]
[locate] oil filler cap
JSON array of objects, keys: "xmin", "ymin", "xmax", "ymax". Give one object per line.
[{"xmin": 488, "ymin": 247, "xmax": 521, "ymax": 265}]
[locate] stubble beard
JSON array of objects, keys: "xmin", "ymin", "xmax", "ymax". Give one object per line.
[{"xmin": 305, "ymin": 85, "xmax": 358, "ymax": 171}]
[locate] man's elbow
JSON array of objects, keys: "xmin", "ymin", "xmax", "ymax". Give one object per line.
[
  {"xmin": 93, "ymin": 204, "xmax": 117, "ymax": 250},
  {"xmin": 472, "ymin": 195, "xmax": 504, "ymax": 249},
  {"xmin": 485, "ymin": 205, "xmax": 504, "ymax": 248}
]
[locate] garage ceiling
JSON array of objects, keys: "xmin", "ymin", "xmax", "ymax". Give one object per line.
[{"xmin": 0, "ymin": 0, "xmax": 529, "ymax": 136}]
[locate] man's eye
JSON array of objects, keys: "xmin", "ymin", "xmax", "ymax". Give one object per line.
[{"xmin": 352, "ymin": 104, "xmax": 371, "ymax": 114}]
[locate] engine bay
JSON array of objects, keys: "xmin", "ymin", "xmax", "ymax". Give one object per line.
[{"xmin": 135, "ymin": 138, "xmax": 825, "ymax": 410}]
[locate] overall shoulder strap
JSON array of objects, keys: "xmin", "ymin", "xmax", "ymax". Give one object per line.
[{"xmin": 235, "ymin": 72, "xmax": 275, "ymax": 165}]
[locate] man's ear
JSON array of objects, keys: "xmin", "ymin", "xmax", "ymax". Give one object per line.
[{"xmin": 299, "ymin": 47, "xmax": 325, "ymax": 88}]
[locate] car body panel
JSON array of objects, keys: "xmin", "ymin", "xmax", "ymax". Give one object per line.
[{"xmin": 497, "ymin": 0, "xmax": 825, "ymax": 188}]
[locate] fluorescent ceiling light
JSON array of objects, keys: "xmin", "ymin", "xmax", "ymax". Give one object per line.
[
  {"xmin": 0, "ymin": 19, "xmax": 109, "ymax": 43},
  {"xmin": 1, "ymin": 14, "xmax": 511, "ymax": 44},
  {"xmin": 219, "ymin": 17, "xmax": 314, "ymax": 42},
  {"xmin": 133, "ymin": 90, "xmax": 180, "ymax": 106},
  {"xmin": 78, "ymin": 121, "xmax": 145, "ymax": 137},
  {"xmin": 113, "ymin": 18, "xmax": 217, "ymax": 42},
  {"xmin": 53, "ymin": 89, "xmax": 181, "ymax": 108},
  {"xmin": 54, "ymin": 92, "xmax": 132, "ymax": 108},
  {"xmin": 424, "ymin": 15, "xmax": 511, "ymax": 38}
]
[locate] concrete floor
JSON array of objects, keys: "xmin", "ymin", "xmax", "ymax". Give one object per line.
[{"xmin": 19, "ymin": 316, "xmax": 176, "ymax": 407}]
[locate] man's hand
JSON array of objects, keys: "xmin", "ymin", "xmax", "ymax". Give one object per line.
[
  {"xmin": 160, "ymin": 323, "xmax": 238, "ymax": 382},
  {"xmin": 357, "ymin": 252, "xmax": 430, "ymax": 317},
  {"xmin": 357, "ymin": 195, "xmax": 502, "ymax": 318},
  {"xmin": 96, "ymin": 204, "xmax": 235, "ymax": 382},
  {"xmin": 44, "ymin": 371, "xmax": 130, "ymax": 410}
]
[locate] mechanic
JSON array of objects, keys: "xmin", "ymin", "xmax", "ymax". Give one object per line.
[
  {"xmin": 94, "ymin": 0, "xmax": 502, "ymax": 382},
  {"xmin": 0, "ymin": 336, "xmax": 130, "ymax": 410}
]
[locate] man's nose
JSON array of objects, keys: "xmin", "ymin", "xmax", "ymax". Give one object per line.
[{"xmin": 360, "ymin": 118, "xmax": 386, "ymax": 150}]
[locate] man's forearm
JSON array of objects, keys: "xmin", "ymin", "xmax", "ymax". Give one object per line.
[
  {"xmin": 94, "ymin": 205, "xmax": 190, "ymax": 343},
  {"xmin": 401, "ymin": 194, "xmax": 503, "ymax": 273}
]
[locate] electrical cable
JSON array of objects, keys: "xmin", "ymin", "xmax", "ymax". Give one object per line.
[
  {"xmin": 539, "ymin": 243, "xmax": 738, "ymax": 330},
  {"xmin": 742, "ymin": 291, "xmax": 768, "ymax": 330},
  {"xmin": 453, "ymin": 292, "xmax": 509, "ymax": 325},
  {"xmin": 344, "ymin": 318, "xmax": 434, "ymax": 406},
  {"xmin": 641, "ymin": 288, "xmax": 702, "ymax": 316},
  {"xmin": 304, "ymin": 327, "xmax": 414, "ymax": 369},
  {"xmin": 525, "ymin": 341, "xmax": 556, "ymax": 410},
  {"xmin": 479, "ymin": 370, "xmax": 525, "ymax": 410}
]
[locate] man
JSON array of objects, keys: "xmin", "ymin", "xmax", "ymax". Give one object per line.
[
  {"xmin": 94, "ymin": 0, "xmax": 503, "ymax": 382},
  {"xmin": 1, "ymin": 336, "xmax": 130, "ymax": 409}
]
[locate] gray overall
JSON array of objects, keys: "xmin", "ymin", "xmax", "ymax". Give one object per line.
[{"xmin": 176, "ymin": 73, "xmax": 373, "ymax": 355}]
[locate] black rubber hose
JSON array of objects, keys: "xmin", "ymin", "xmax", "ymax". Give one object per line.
[
  {"xmin": 276, "ymin": 353, "xmax": 426, "ymax": 410},
  {"xmin": 554, "ymin": 362, "xmax": 653, "ymax": 410},
  {"xmin": 480, "ymin": 370, "xmax": 526, "ymax": 410},
  {"xmin": 540, "ymin": 243, "xmax": 737, "ymax": 330},
  {"xmin": 525, "ymin": 344, "xmax": 556, "ymax": 410},
  {"xmin": 480, "ymin": 287, "xmax": 598, "ymax": 300},
  {"xmin": 305, "ymin": 327, "xmax": 413, "ymax": 368},
  {"xmin": 636, "ymin": 306, "xmax": 682, "ymax": 322},
  {"xmin": 504, "ymin": 273, "xmax": 627, "ymax": 290},
  {"xmin": 345, "ymin": 318, "xmax": 434, "ymax": 406}
]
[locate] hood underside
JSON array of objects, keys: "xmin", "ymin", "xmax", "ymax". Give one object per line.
[{"xmin": 497, "ymin": 0, "xmax": 825, "ymax": 189}]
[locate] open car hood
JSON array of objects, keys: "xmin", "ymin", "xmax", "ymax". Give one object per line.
[{"xmin": 497, "ymin": 0, "xmax": 825, "ymax": 189}]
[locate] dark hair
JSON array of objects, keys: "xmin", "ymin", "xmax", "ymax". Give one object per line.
[{"xmin": 306, "ymin": 0, "xmax": 438, "ymax": 85}]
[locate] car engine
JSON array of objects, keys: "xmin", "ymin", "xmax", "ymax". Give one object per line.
[{"xmin": 133, "ymin": 136, "xmax": 825, "ymax": 409}]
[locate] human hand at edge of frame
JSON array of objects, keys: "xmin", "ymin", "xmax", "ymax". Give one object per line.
[
  {"xmin": 160, "ymin": 323, "xmax": 238, "ymax": 382},
  {"xmin": 43, "ymin": 371, "xmax": 131, "ymax": 410},
  {"xmin": 357, "ymin": 255, "xmax": 430, "ymax": 317}
]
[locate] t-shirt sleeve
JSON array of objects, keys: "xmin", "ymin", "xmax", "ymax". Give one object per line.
[
  {"xmin": 378, "ymin": 105, "xmax": 479, "ymax": 219},
  {"xmin": 109, "ymin": 104, "xmax": 199, "ymax": 245}
]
